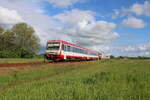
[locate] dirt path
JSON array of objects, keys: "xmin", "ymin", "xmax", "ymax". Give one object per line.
[{"xmin": 0, "ymin": 62, "xmax": 51, "ymax": 67}]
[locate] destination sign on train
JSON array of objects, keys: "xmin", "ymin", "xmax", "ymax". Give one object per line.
[{"xmin": 48, "ymin": 43, "xmax": 60, "ymax": 46}]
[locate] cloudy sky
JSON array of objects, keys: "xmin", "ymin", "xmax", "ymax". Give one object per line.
[{"xmin": 0, "ymin": 0, "xmax": 150, "ymax": 57}]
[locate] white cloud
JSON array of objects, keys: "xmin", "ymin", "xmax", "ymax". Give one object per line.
[
  {"xmin": 123, "ymin": 43, "xmax": 150, "ymax": 52},
  {"xmin": 0, "ymin": 6, "xmax": 24, "ymax": 25},
  {"xmin": 35, "ymin": 9, "xmax": 45, "ymax": 14},
  {"xmin": 131, "ymin": 3, "xmax": 143, "ymax": 16},
  {"xmin": 1, "ymin": 0, "xmax": 88, "ymax": 8},
  {"xmin": 54, "ymin": 9, "xmax": 119, "ymax": 46},
  {"xmin": 144, "ymin": 52, "xmax": 150, "ymax": 56},
  {"xmin": 122, "ymin": 16, "xmax": 147, "ymax": 28},
  {"xmin": 113, "ymin": 1, "xmax": 150, "ymax": 18},
  {"xmin": 110, "ymin": 42, "xmax": 150, "ymax": 57},
  {"xmin": 131, "ymin": 1, "xmax": 150, "ymax": 16},
  {"xmin": 54, "ymin": 9, "xmax": 95, "ymax": 26},
  {"xmin": 47, "ymin": 0, "xmax": 87, "ymax": 8}
]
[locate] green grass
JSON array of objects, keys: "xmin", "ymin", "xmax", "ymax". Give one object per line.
[
  {"xmin": 0, "ymin": 59, "xmax": 150, "ymax": 100},
  {"xmin": 0, "ymin": 58, "xmax": 44, "ymax": 64}
]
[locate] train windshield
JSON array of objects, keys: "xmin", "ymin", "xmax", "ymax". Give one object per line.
[{"xmin": 47, "ymin": 42, "xmax": 60, "ymax": 50}]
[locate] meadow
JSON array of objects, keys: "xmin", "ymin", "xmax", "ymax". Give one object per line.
[{"xmin": 0, "ymin": 59, "xmax": 150, "ymax": 100}]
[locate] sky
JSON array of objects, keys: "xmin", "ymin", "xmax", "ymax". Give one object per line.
[{"xmin": 0, "ymin": 0, "xmax": 150, "ymax": 57}]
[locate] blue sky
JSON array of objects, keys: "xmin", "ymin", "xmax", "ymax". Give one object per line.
[{"xmin": 0, "ymin": 0, "xmax": 150, "ymax": 56}]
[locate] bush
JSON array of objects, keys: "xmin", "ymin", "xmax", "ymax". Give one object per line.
[
  {"xmin": 20, "ymin": 49, "xmax": 34, "ymax": 58},
  {"xmin": 0, "ymin": 48, "xmax": 35, "ymax": 58},
  {"xmin": 34, "ymin": 54, "xmax": 44, "ymax": 58}
]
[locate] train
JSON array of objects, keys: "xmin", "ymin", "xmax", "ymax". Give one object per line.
[{"xmin": 44, "ymin": 40, "xmax": 102, "ymax": 61}]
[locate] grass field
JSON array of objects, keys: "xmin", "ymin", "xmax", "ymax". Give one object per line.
[{"xmin": 0, "ymin": 59, "xmax": 150, "ymax": 100}]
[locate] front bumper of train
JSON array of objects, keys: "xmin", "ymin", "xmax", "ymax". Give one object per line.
[{"xmin": 45, "ymin": 53, "xmax": 63, "ymax": 61}]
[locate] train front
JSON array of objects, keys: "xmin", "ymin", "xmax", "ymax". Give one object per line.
[{"xmin": 45, "ymin": 41, "xmax": 63, "ymax": 61}]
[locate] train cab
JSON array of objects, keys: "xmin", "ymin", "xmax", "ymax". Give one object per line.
[
  {"xmin": 46, "ymin": 42, "xmax": 60, "ymax": 55},
  {"xmin": 45, "ymin": 41, "xmax": 63, "ymax": 61}
]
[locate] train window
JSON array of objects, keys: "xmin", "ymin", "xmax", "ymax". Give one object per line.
[
  {"xmin": 82, "ymin": 50, "xmax": 84, "ymax": 53},
  {"xmin": 75, "ymin": 48, "xmax": 78, "ymax": 53},
  {"xmin": 85, "ymin": 50, "xmax": 87, "ymax": 54},
  {"xmin": 84, "ymin": 50, "xmax": 87, "ymax": 54},
  {"xmin": 66, "ymin": 45, "xmax": 68, "ymax": 51},
  {"xmin": 81, "ymin": 49, "xmax": 83, "ymax": 53},
  {"xmin": 83, "ymin": 50, "xmax": 85, "ymax": 54},
  {"xmin": 84, "ymin": 50, "xmax": 86, "ymax": 54},
  {"xmin": 74, "ymin": 47, "xmax": 76, "ymax": 52},
  {"xmin": 65, "ymin": 45, "xmax": 67, "ymax": 51},
  {"xmin": 89, "ymin": 52, "xmax": 92, "ymax": 55},
  {"xmin": 90, "ymin": 52, "xmax": 96, "ymax": 56},
  {"xmin": 71, "ymin": 46, "xmax": 74, "ymax": 52},
  {"xmin": 72, "ymin": 47, "xmax": 74, "ymax": 52},
  {"xmin": 79, "ymin": 49, "xmax": 81, "ymax": 53},
  {"xmin": 72, "ymin": 46, "xmax": 74, "ymax": 52},
  {"xmin": 47, "ymin": 42, "xmax": 60, "ymax": 50},
  {"xmin": 73, "ymin": 47, "xmax": 75, "ymax": 52},
  {"xmin": 77, "ymin": 48, "xmax": 79, "ymax": 53},
  {"xmin": 73, "ymin": 47, "xmax": 77, "ymax": 53},
  {"xmin": 70, "ymin": 46, "xmax": 72, "ymax": 52},
  {"xmin": 62, "ymin": 45, "xmax": 66, "ymax": 51},
  {"xmin": 67, "ymin": 45, "xmax": 70, "ymax": 52},
  {"xmin": 73, "ymin": 47, "xmax": 74, "ymax": 52}
]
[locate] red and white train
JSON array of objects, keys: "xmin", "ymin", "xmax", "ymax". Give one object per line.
[{"xmin": 45, "ymin": 40, "xmax": 102, "ymax": 61}]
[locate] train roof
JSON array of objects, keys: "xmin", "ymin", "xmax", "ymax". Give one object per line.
[{"xmin": 47, "ymin": 40, "xmax": 99, "ymax": 53}]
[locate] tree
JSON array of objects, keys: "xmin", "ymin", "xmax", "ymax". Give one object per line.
[
  {"xmin": 0, "ymin": 30, "xmax": 15, "ymax": 50},
  {"xmin": 0, "ymin": 23, "xmax": 40, "ymax": 58},
  {"xmin": 0, "ymin": 28, "xmax": 19, "ymax": 58},
  {"xmin": 0, "ymin": 26, "xmax": 6, "ymax": 50},
  {"xmin": 11, "ymin": 23, "xmax": 40, "ymax": 57},
  {"xmin": 0, "ymin": 26, "xmax": 4, "ymax": 33},
  {"xmin": 110, "ymin": 55, "xmax": 115, "ymax": 59}
]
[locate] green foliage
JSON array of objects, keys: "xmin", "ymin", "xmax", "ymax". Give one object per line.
[
  {"xmin": 34, "ymin": 54, "xmax": 44, "ymax": 58},
  {"xmin": 110, "ymin": 55, "xmax": 115, "ymax": 59},
  {"xmin": 0, "ymin": 26, "xmax": 4, "ymax": 33},
  {"xmin": 11, "ymin": 23, "xmax": 40, "ymax": 52},
  {"xmin": 0, "ymin": 23, "xmax": 40, "ymax": 58}
]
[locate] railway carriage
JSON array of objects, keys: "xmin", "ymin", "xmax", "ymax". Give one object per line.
[{"xmin": 45, "ymin": 40, "xmax": 101, "ymax": 61}]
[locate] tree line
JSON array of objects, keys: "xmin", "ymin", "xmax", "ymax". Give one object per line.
[{"xmin": 0, "ymin": 23, "xmax": 40, "ymax": 58}]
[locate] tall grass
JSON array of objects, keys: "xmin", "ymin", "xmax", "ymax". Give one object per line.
[{"xmin": 0, "ymin": 59, "xmax": 150, "ymax": 100}]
